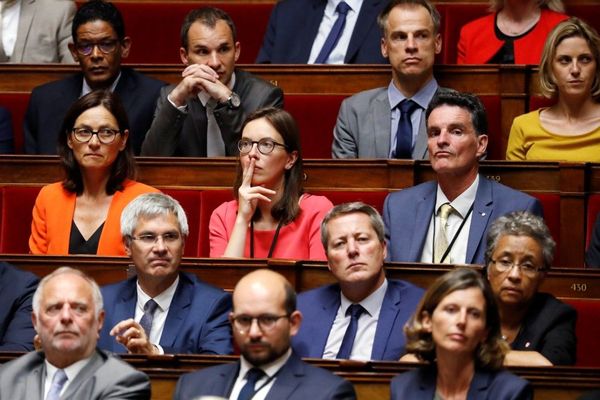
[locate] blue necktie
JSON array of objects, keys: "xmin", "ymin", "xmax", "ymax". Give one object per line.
[
  {"xmin": 395, "ymin": 99, "xmax": 419, "ymax": 159},
  {"xmin": 315, "ymin": 2, "xmax": 351, "ymax": 64},
  {"xmin": 46, "ymin": 369, "xmax": 68, "ymax": 400},
  {"xmin": 139, "ymin": 299, "xmax": 158, "ymax": 337},
  {"xmin": 237, "ymin": 368, "xmax": 265, "ymax": 400},
  {"xmin": 336, "ymin": 304, "xmax": 365, "ymax": 359}
]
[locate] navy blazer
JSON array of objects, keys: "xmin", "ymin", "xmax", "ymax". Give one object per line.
[
  {"xmin": 292, "ymin": 280, "xmax": 424, "ymax": 360},
  {"xmin": 98, "ymin": 272, "xmax": 232, "ymax": 354},
  {"xmin": 0, "ymin": 107, "xmax": 14, "ymax": 153},
  {"xmin": 173, "ymin": 352, "xmax": 357, "ymax": 400},
  {"xmin": 24, "ymin": 67, "xmax": 165, "ymax": 155},
  {"xmin": 391, "ymin": 366, "xmax": 533, "ymax": 400},
  {"xmin": 256, "ymin": 0, "xmax": 387, "ymax": 64},
  {"xmin": 0, "ymin": 262, "xmax": 38, "ymax": 351},
  {"xmin": 383, "ymin": 176, "xmax": 543, "ymax": 264}
]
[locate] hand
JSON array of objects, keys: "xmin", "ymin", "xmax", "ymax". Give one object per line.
[
  {"xmin": 169, "ymin": 64, "xmax": 230, "ymax": 106},
  {"xmin": 110, "ymin": 318, "xmax": 158, "ymax": 355},
  {"xmin": 237, "ymin": 158, "xmax": 276, "ymax": 222}
]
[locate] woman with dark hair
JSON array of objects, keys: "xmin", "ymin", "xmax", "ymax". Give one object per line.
[
  {"xmin": 209, "ymin": 107, "xmax": 333, "ymax": 259},
  {"xmin": 392, "ymin": 268, "xmax": 532, "ymax": 399},
  {"xmin": 507, "ymin": 17, "xmax": 600, "ymax": 161},
  {"xmin": 29, "ymin": 90, "xmax": 158, "ymax": 255}
]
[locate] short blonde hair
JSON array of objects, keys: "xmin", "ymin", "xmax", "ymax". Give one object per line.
[
  {"xmin": 489, "ymin": 0, "xmax": 564, "ymax": 13},
  {"xmin": 539, "ymin": 17, "xmax": 600, "ymax": 100}
]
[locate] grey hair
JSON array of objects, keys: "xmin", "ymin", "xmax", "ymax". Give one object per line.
[
  {"xmin": 489, "ymin": 0, "xmax": 564, "ymax": 13},
  {"xmin": 320, "ymin": 202, "xmax": 385, "ymax": 250},
  {"xmin": 32, "ymin": 267, "xmax": 103, "ymax": 318},
  {"xmin": 485, "ymin": 211, "xmax": 555, "ymax": 270},
  {"xmin": 120, "ymin": 193, "xmax": 189, "ymax": 245}
]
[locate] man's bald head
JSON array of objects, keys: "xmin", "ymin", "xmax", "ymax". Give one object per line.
[{"xmin": 233, "ymin": 269, "xmax": 296, "ymax": 315}]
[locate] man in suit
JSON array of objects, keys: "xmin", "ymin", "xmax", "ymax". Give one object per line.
[
  {"xmin": 174, "ymin": 269, "xmax": 357, "ymax": 400},
  {"xmin": 0, "ymin": 262, "xmax": 38, "ymax": 351},
  {"xmin": 383, "ymin": 90, "xmax": 543, "ymax": 265},
  {"xmin": 256, "ymin": 0, "xmax": 387, "ymax": 64},
  {"xmin": 24, "ymin": 0, "xmax": 165, "ymax": 155},
  {"xmin": 0, "ymin": 267, "xmax": 150, "ymax": 399},
  {"xmin": 292, "ymin": 202, "xmax": 424, "ymax": 360},
  {"xmin": 0, "ymin": 0, "xmax": 75, "ymax": 63},
  {"xmin": 141, "ymin": 7, "xmax": 283, "ymax": 157},
  {"xmin": 99, "ymin": 193, "xmax": 232, "ymax": 355},
  {"xmin": 332, "ymin": 0, "xmax": 442, "ymax": 159}
]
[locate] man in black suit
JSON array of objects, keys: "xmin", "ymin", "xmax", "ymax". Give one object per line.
[
  {"xmin": 24, "ymin": 0, "xmax": 165, "ymax": 155},
  {"xmin": 141, "ymin": 7, "xmax": 283, "ymax": 157},
  {"xmin": 174, "ymin": 269, "xmax": 356, "ymax": 400}
]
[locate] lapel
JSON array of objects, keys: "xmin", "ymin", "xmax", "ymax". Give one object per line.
[
  {"xmin": 160, "ymin": 274, "xmax": 192, "ymax": 349},
  {"xmin": 12, "ymin": 0, "xmax": 36, "ymax": 62},
  {"xmin": 466, "ymin": 176, "xmax": 493, "ymax": 264},
  {"xmin": 23, "ymin": 353, "xmax": 45, "ymax": 400},
  {"xmin": 60, "ymin": 350, "xmax": 103, "ymax": 399},
  {"xmin": 466, "ymin": 369, "xmax": 492, "ymax": 400},
  {"xmin": 409, "ymin": 182, "xmax": 436, "ymax": 261},
  {"xmin": 345, "ymin": 0, "xmax": 382, "ymax": 62},
  {"xmin": 112, "ymin": 279, "xmax": 137, "ymax": 352},
  {"xmin": 296, "ymin": 0, "xmax": 328, "ymax": 62},
  {"xmin": 266, "ymin": 353, "xmax": 304, "ymax": 400},
  {"xmin": 416, "ymin": 366, "xmax": 437, "ymax": 398},
  {"xmin": 412, "ymin": 111, "xmax": 429, "ymax": 159},
  {"xmin": 312, "ymin": 286, "xmax": 341, "ymax": 357},
  {"xmin": 114, "ymin": 69, "xmax": 136, "ymax": 112},
  {"xmin": 372, "ymin": 90, "xmax": 391, "ymax": 157},
  {"xmin": 371, "ymin": 282, "xmax": 400, "ymax": 359}
]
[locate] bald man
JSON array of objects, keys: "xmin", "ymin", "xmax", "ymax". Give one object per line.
[{"xmin": 174, "ymin": 269, "xmax": 357, "ymax": 400}]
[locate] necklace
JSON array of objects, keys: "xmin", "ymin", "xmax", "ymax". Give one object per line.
[{"xmin": 497, "ymin": 8, "xmax": 541, "ymax": 36}]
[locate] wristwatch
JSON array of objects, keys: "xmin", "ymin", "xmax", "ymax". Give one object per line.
[{"xmin": 225, "ymin": 92, "xmax": 241, "ymax": 109}]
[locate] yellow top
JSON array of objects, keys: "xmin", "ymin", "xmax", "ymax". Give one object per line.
[{"xmin": 506, "ymin": 109, "xmax": 600, "ymax": 162}]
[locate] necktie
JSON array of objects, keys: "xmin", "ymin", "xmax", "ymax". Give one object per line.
[
  {"xmin": 336, "ymin": 303, "xmax": 365, "ymax": 359},
  {"xmin": 394, "ymin": 99, "xmax": 419, "ymax": 159},
  {"xmin": 237, "ymin": 368, "xmax": 265, "ymax": 400},
  {"xmin": 139, "ymin": 299, "xmax": 158, "ymax": 337},
  {"xmin": 434, "ymin": 203, "xmax": 454, "ymax": 263},
  {"xmin": 46, "ymin": 369, "xmax": 68, "ymax": 400},
  {"xmin": 314, "ymin": 1, "xmax": 351, "ymax": 64}
]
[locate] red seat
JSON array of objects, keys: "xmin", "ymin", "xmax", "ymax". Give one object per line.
[
  {"xmin": 199, "ymin": 189, "xmax": 234, "ymax": 257},
  {"xmin": 0, "ymin": 92, "xmax": 31, "ymax": 154},
  {"xmin": 528, "ymin": 193, "xmax": 561, "ymax": 262},
  {"xmin": 310, "ymin": 190, "xmax": 388, "ymax": 214},
  {"xmin": 478, "ymin": 95, "xmax": 502, "ymax": 160},
  {"xmin": 162, "ymin": 189, "xmax": 202, "ymax": 257},
  {"xmin": 0, "ymin": 186, "xmax": 40, "ymax": 253},
  {"xmin": 439, "ymin": 3, "xmax": 489, "ymax": 64},
  {"xmin": 585, "ymin": 194, "xmax": 600, "ymax": 249},
  {"xmin": 562, "ymin": 298, "xmax": 600, "ymax": 367}
]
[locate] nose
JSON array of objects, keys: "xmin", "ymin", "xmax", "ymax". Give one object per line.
[
  {"xmin": 570, "ymin": 60, "xmax": 581, "ymax": 75},
  {"xmin": 151, "ymin": 236, "xmax": 168, "ymax": 254},
  {"xmin": 59, "ymin": 304, "xmax": 73, "ymax": 323},
  {"xmin": 248, "ymin": 318, "xmax": 262, "ymax": 339},
  {"xmin": 405, "ymin": 34, "xmax": 417, "ymax": 52},
  {"xmin": 456, "ymin": 309, "xmax": 467, "ymax": 329},
  {"xmin": 507, "ymin": 264, "xmax": 522, "ymax": 282},
  {"xmin": 87, "ymin": 133, "xmax": 101, "ymax": 148},
  {"xmin": 90, "ymin": 44, "xmax": 103, "ymax": 59},
  {"xmin": 436, "ymin": 129, "xmax": 450, "ymax": 146},
  {"xmin": 347, "ymin": 239, "xmax": 359, "ymax": 258},
  {"xmin": 207, "ymin": 51, "xmax": 220, "ymax": 69},
  {"xmin": 247, "ymin": 142, "xmax": 260, "ymax": 159}
]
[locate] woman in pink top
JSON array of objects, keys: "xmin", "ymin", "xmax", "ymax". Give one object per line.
[{"xmin": 209, "ymin": 107, "xmax": 333, "ymax": 260}]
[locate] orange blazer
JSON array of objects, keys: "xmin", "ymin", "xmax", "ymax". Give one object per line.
[{"xmin": 29, "ymin": 180, "xmax": 160, "ymax": 256}]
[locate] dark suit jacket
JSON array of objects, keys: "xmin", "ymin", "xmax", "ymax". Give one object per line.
[
  {"xmin": 98, "ymin": 272, "xmax": 233, "ymax": 354},
  {"xmin": 0, "ymin": 348, "xmax": 150, "ymax": 399},
  {"xmin": 292, "ymin": 280, "xmax": 424, "ymax": 360},
  {"xmin": 0, "ymin": 262, "xmax": 38, "ymax": 351},
  {"xmin": 24, "ymin": 67, "xmax": 165, "ymax": 155},
  {"xmin": 0, "ymin": 107, "xmax": 14, "ymax": 153},
  {"xmin": 383, "ymin": 176, "xmax": 543, "ymax": 264},
  {"xmin": 390, "ymin": 366, "xmax": 533, "ymax": 400},
  {"xmin": 512, "ymin": 292, "xmax": 577, "ymax": 365},
  {"xmin": 173, "ymin": 352, "xmax": 357, "ymax": 400},
  {"xmin": 257, "ymin": 0, "xmax": 387, "ymax": 64},
  {"xmin": 141, "ymin": 69, "xmax": 283, "ymax": 156}
]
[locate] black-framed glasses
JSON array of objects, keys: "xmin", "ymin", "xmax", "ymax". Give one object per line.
[
  {"xmin": 237, "ymin": 138, "xmax": 288, "ymax": 155},
  {"xmin": 75, "ymin": 39, "xmax": 120, "ymax": 56},
  {"xmin": 130, "ymin": 232, "xmax": 181, "ymax": 246},
  {"xmin": 231, "ymin": 314, "xmax": 290, "ymax": 332},
  {"xmin": 489, "ymin": 258, "xmax": 544, "ymax": 277},
  {"xmin": 71, "ymin": 128, "xmax": 121, "ymax": 144}
]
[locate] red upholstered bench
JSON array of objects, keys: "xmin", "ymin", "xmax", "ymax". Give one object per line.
[
  {"xmin": 162, "ymin": 189, "xmax": 202, "ymax": 257},
  {"xmin": 437, "ymin": 3, "xmax": 488, "ymax": 64},
  {"xmin": 585, "ymin": 194, "xmax": 600, "ymax": 250},
  {"xmin": 0, "ymin": 92, "xmax": 31, "ymax": 154},
  {"xmin": 562, "ymin": 298, "xmax": 600, "ymax": 367},
  {"xmin": 311, "ymin": 190, "xmax": 388, "ymax": 214},
  {"xmin": 199, "ymin": 189, "xmax": 234, "ymax": 257},
  {"xmin": 478, "ymin": 95, "xmax": 502, "ymax": 160},
  {"xmin": 528, "ymin": 192, "xmax": 561, "ymax": 262},
  {"xmin": 0, "ymin": 186, "xmax": 40, "ymax": 253}
]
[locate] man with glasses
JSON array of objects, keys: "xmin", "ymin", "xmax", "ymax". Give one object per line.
[
  {"xmin": 174, "ymin": 269, "xmax": 356, "ymax": 400},
  {"xmin": 141, "ymin": 7, "xmax": 283, "ymax": 157},
  {"xmin": 98, "ymin": 193, "xmax": 232, "ymax": 355},
  {"xmin": 24, "ymin": 0, "xmax": 165, "ymax": 155}
]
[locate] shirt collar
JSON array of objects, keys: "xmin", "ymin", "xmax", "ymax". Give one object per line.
[
  {"xmin": 326, "ymin": 0, "xmax": 362, "ymax": 13},
  {"xmin": 239, "ymin": 348, "xmax": 292, "ymax": 379},
  {"xmin": 340, "ymin": 278, "xmax": 388, "ymax": 318},
  {"xmin": 45, "ymin": 353, "xmax": 94, "ymax": 384},
  {"xmin": 136, "ymin": 275, "xmax": 180, "ymax": 313},
  {"xmin": 198, "ymin": 71, "xmax": 236, "ymax": 106},
  {"xmin": 435, "ymin": 174, "xmax": 479, "ymax": 218},
  {"xmin": 387, "ymin": 77, "xmax": 438, "ymax": 110},
  {"xmin": 81, "ymin": 71, "xmax": 122, "ymax": 97}
]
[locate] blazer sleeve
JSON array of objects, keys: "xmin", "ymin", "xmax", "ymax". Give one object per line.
[
  {"xmin": 256, "ymin": 2, "xmax": 280, "ymax": 63},
  {"xmin": 538, "ymin": 302, "xmax": 577, "ymax": 365},
  {"xmin": 332, "ymin": 97, "xmax": 359, "ymax": 158},
  {"xmin": 0, "ymin": 270, "xmax": 38, "ymax": 351},
  {"xmin": 194, "ymin": 291, "xmax": 233, "ymax": 355},
  {"xmin": 56, "ymin": 1, "xmax": 76, "ymax": 63}
]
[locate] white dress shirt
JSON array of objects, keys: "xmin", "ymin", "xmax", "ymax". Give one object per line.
[
  {"xmin": 420, "ymin": 175, "xmax": 480, "ymax": 264},
  {"xmin": 135, "ymin": 276, "xmax": 179, "ymax": 354},
  {"xmin": 308, "ymin": 0, "xmax": 363, "ymax": 64},
  {"xmin": 44, "ymin": 355, "xmax": 93, "ymax": 399},
  {"xmin": 80, "ymin": 72, "xmax": 122, "ymax": 97},
  {"xmin": 323, "ymin": 279, "xmax": 388, "ymax": 360}
]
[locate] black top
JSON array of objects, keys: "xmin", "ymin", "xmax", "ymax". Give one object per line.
[
  {"xmin": 489, "ymin": 14, "xmax": 538, "ymax": 64},
  {"xmin": 69, "ymin": 221, "xmax": 103, "ymax": 254}
]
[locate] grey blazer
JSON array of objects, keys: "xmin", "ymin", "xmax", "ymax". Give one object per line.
[
  {"xmin": 332, "ymin": 86, "xmax": 435, "ymax": 159},
  {"xmin": 0, "ymin": 349, "xmax": 150, "ymax": 399},
  {"xmin": 9, "ymin": 0, "xmax": 75, "ymax": 63}
]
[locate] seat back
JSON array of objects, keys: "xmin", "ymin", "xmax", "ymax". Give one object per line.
[
  {"xmin": 562, "ymin": 298, "xmax": 600, "ymax": 367},
  {"xmin": 0, "ymin": 186, "xmax": 40, "ymax": 253}
]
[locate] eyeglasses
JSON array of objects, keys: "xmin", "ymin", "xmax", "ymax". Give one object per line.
[
  {"xmin": 71, "ymin": 128, "xmax": 121, "ymax": 144},
  {"xmin": 489, "ymin": 258, "xmax": 544, "ymax": 277},
  {"xmin": 237, "ymin": 138, "xmax": 288, "ymax": 155},
  {"xmin": 75, "ymin": 39, "xmax": 120, "ymax": 56},
  {"xmin": 231, "ymin": 314, "xmax": 289, "ymax": 332},
  {"xmin": 131, "ymin": 232, "xmax": 181, "ymax": 246}
]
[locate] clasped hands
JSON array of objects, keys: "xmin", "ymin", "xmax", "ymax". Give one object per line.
[{"xmin": 169, "ymin": 64, "xmax": 231, "ymax": 107}]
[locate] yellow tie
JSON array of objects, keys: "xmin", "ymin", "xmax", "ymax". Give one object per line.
[{"xmin": 434, "ymin": 203, "xmax": 454, "ymax": 263}]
